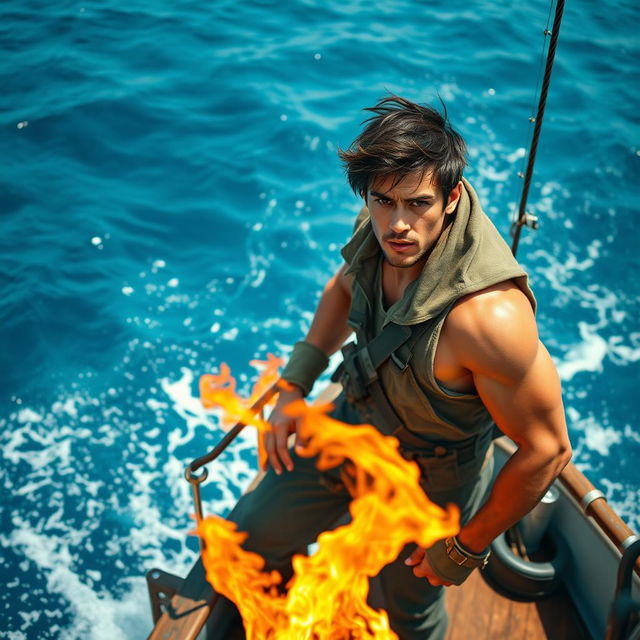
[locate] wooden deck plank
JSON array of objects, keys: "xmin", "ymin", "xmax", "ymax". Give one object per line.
[
  {"xmin": 447, "ymin": 570, "xmax": 496, "ymax": 640},
  {"xmin": 445, "ymin": 569, "xmax": 558, "ymax": 640},
  {"xmin": 508, "ymin": 598, "xmax": 535, "ymax": 640},
  {"xmin": 480, "ymin": 583, "xmax": 516, "ymax": 639},
  {"xmin": 445, "ymin": 567, "xmax": 592, "ymax": 640},
  {"xmin": 444, "ymin": 577, "xmax": 463, "ymax": 632}
]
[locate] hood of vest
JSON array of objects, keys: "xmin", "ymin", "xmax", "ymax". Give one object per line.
[{"xmin": 341, "ymin": 178, "xmax": 536, "ymax": 326}]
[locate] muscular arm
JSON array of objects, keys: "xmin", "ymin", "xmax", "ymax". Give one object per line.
[
  {"xmin": 450, "ymin": 282, "xmax": 572, "ymax": 551},
  {"xmin": 304, "ymin": 263, "xmax": 354, "ymax": 356},
  {"xmin": 407, "ymin": 281, "xmax": 571, "ymax": 583},
  {"xmin": 265, "ymin": 263, "xmax": 353, "ymax": 473}
]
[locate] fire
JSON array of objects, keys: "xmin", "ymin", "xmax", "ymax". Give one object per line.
[
  {"xmin": 197, "ymin": 361, "xmax": 459, "ymax": 639},
  {"xmin": 200, "ymin": 355, "xmax": 284, "ymax": 469}
]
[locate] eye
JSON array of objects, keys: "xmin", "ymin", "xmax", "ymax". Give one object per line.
[
  {"xmin": 411, "ymin": 200, "xmax": 432, "ymax": 208},
  {"xmin": 374, "ymin": 197, "xmax": 392, "ymax": 206}
]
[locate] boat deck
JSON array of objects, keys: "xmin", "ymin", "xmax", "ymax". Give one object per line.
[
  {"xmin": 445, "ymin": 569, "xmax": 590, "ymax": 640},
  {"xmin": 145, "ymin": 557, "xmax": 591, "ymax": 640}
]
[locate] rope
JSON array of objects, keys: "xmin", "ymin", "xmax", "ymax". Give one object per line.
[{"xmin": 511, "ymin": 0, "xmax": 566, "ymax": 256}]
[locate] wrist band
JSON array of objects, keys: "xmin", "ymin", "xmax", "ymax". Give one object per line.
[
  {"xmin": 280, "ymin": 341, "xmax": 329, "ymax": 396},
  {"xmin": 425, "ymin": 536, "xmax": 491, "ymax": 585}
]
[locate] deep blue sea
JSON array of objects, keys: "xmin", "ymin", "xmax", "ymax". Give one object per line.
[{"xmin": 1, "ymin": 1, "xmax": 638, "ymax": 638}]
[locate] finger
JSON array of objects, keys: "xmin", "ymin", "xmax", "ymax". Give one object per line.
[
  {"xmin": 294, "ymin": 424, "xmax": 308, "ymax": 451},
  {"xmin": 258, "ymin": 430, "xmax": 268, "ymax": 471},
  {"xmin": 404, "ymin": 546, "xmax": 426, "ymax": 566},
  {"xmin": 275, "ymin": 424, "xmax": 294, "ymax": 472},
  {"xmin": 411, "ymin": 562, "xmax": 430, "ymax": 578},
  {"xmin": 265, "ymin": 431, "xmax": 282, "ymax": 475},
  {"xmin": 410, "ymin": 555, "xmax": 434, "ymax": 579}
]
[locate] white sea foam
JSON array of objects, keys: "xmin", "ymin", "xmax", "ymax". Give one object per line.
[
  {"xmin": 600, "ymin": 478, "xmax": 640, "ymax": 532},
  {"xmin": 3, "ymin": 528, "xmax": 152, "ymax": 640},
  {"xmin": 566, "ymin": 406, "xmax": 622, "ymax": 457},
  {"xmin": 146, "ymin": 398, "xmax": 168, "ymax": 411},
  {"xmin": 17, "ymin": 409, "xmax": 43, "ymax": 424},
  {"xmin": 529, "ymin": 241, "xmax": 639, "ymax": 384},
  {"xmin": 556, "ymin": 322, "xmax": 608, "ymax": 381},
  {"xmin": 583, "ymin": 422, "xmax": 622, "ymax": 457},
  {"xmin": 222, "ymin": 327, "xmax": 239, "ymax": 341},
  {"xmin": 476, "ymin": 161, "xmax": 510, "ymax": 183},
  {"xmin": 608, "ymin": 334, "xmax": 640, "ymax": 365},
  {"xmin": 161, "ymin": 368, "xmax": 214, "ymax": 456},
  {"xmin": 506, "ymin": 147, "xmax": 526, "ymax": 163},
  {"xmin": 52, "ymin": 397, "xmax": 80, "ymax": 419},
  {"xmin": 0, "ymin": 631, "xmax": 27, "ymax": 639},
  {"xmin": 2, "ymin": 378, "xmax": 224, "ymax": 638},
  {"xmin": 4, "ymin": 422, "xmax": 73, "ymax": 470}
]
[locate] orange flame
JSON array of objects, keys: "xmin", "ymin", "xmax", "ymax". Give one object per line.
[
  {"xmin": 197, "ymin": 362, "xmax": 459, "ymax": 639},
  {"xmin": 200, "ymin": 355, "xmax": 284, "ymax": 468}
]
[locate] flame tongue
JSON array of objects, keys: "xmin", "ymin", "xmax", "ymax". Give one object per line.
[{"xmin": 197, "ymin": 363, "xmax": 459, "ymax": 639}]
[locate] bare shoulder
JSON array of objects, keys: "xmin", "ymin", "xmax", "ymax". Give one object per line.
[
  {"xmin": 443, "ymin": 280, "xmax": 539, "ymax": 380},
  {"xmin": 449, "ymin": 280, "xmax": 535, "ymax": 329},
  {"xmin": 336, "ymin": 262, "xmax": 355, "ymax": 294}
]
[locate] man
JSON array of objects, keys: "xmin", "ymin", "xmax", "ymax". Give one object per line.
[{"xmin": 218, "ymin": 95, "xmax": 571, "ymax": 639}]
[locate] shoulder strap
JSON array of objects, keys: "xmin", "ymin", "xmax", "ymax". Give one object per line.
[
  {"xmin": 365, "ymin": 322, "xmax": 413, "ymax": 370},
  {"xmin": 330, "ymin": 321, "xmax": 432, "ymax": 437},
  {"xmin": 331, "ymin": 322, "xmax": 413, "ymax": 385}
]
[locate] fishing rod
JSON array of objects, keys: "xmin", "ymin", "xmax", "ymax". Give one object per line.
[{"xmin": 511, "ymin": 0, "xmax": 566, "ymax": 256}]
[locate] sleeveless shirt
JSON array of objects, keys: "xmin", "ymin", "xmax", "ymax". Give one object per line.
[{"xmin": 340, "ymin": 179, "xmax": 536, "ymax": 442}]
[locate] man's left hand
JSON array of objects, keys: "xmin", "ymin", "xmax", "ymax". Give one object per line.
[{"xmin": 404, "ymin": 546, "xmax": 453, "ymax": 586}]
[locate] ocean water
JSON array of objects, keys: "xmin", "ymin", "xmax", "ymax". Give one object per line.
[{"xmin": 1, "ymin": 1, "xmax": 638, "ymax": 638}]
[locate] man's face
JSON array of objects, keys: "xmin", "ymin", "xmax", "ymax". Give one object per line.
[{"xmin": 365, "ymin": 171, "xmax": 461, "ymax": 273}]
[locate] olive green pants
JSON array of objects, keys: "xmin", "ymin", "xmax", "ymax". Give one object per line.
[{"xmin": 207, "ymin": 397, "xmax": 494, "ymax": 640}]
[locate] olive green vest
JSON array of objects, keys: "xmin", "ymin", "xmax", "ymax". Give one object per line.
[{"xmin": 340, "ymin": 178, "xmax": 536, "ymax": 443}]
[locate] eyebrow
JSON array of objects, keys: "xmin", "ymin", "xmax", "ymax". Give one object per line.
[{"xmin": 369, "ymin": 190, "xmax": 436, "ymax": 202}]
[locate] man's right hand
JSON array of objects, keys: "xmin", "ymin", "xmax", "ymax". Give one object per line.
[{"xmin": 263, "ymin": 385, "xmax": 304, "ymax": 474}]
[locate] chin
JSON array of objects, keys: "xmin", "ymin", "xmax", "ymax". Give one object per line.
[{"xmin": 384, "ymin": 254, "xmax": 422, "ymax": 269}]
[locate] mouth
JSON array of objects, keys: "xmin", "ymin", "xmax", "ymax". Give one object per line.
[{"xmin": 387, "ymin": 240, "xmax": 415, "ymax": 253}]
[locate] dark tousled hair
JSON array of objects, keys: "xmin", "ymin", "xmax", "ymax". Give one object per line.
[{"xmin": 338, "ymin": 95, "xmax": 467, "ymax": 202}]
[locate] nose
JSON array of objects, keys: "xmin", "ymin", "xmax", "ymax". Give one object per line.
[{"xmin": 389, "ymin": 206, "xmax": 411, "ymax": 234}]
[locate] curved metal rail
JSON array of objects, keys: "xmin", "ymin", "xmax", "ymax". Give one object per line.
[{"xmin": 184, "ymin": 381, "xmax": 280, "ymax": 527}]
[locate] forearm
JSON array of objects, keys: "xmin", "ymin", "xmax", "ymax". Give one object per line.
[
  {"xmin": 458, "ymin": 439, "xmax": 571, "ymax": 553},
  {"xmin": 280, "ymin": 266, "xmax": 352, "ymax": 395}
]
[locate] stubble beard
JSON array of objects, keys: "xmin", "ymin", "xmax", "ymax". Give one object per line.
[{"xmin": 382, "ymin": 245, "xmax": 430, "ymax": 270}]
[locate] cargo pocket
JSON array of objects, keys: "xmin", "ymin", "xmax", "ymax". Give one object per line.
[{"xmin": 416, "ymin": 451, "xmax": 462, "ymax": 492}]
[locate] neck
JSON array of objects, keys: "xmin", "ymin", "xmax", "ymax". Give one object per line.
[{"xmin": 381, "ymin": 258, "xmax": 425, "ymax": 307}]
